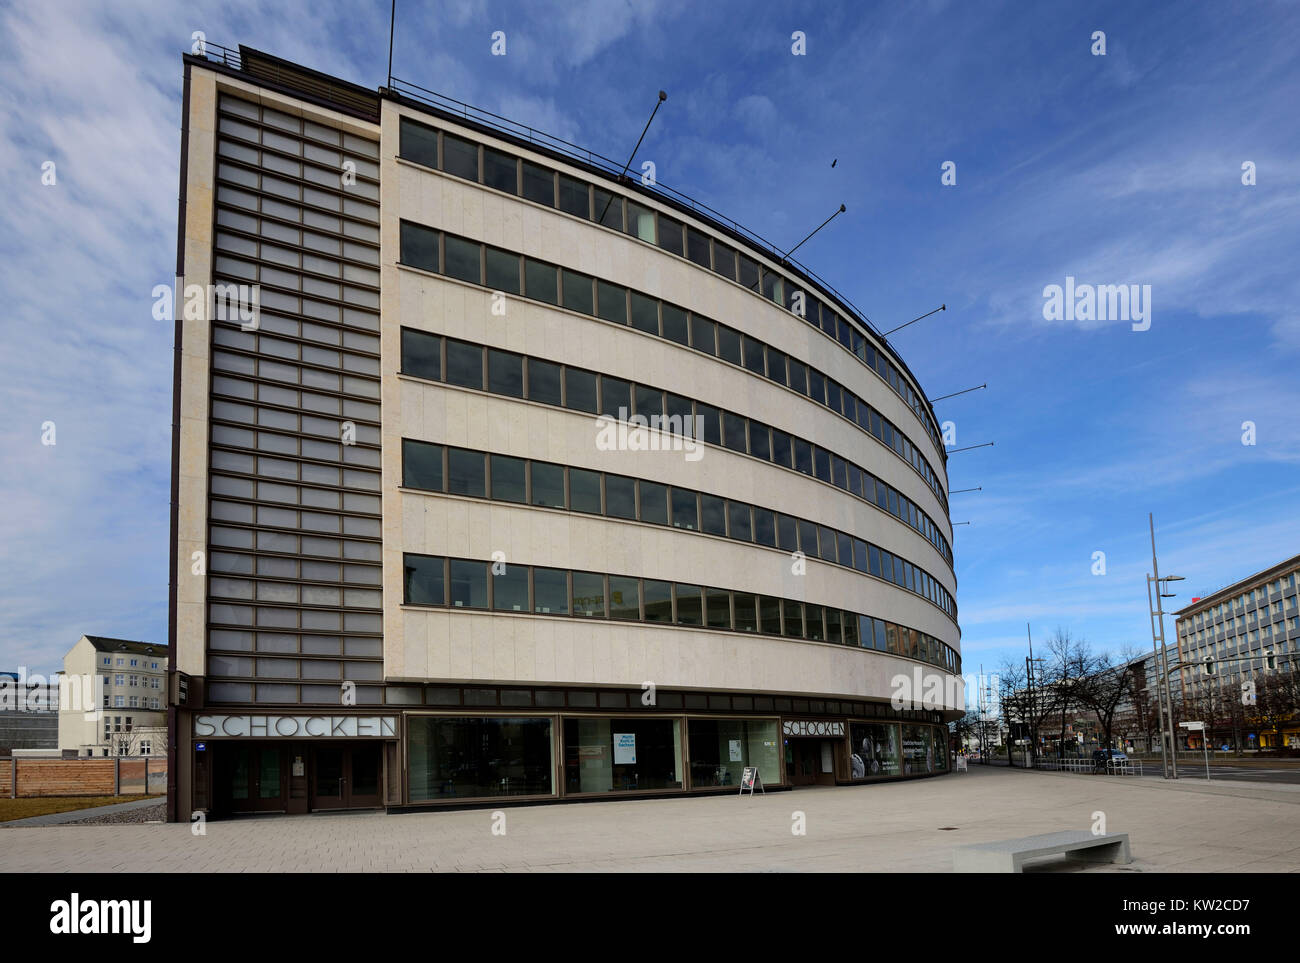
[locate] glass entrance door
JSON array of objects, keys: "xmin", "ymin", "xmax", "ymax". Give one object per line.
[
  {"xmin": 311, "ymin": 744, "xmax": 383, "ymax": 810},
  {"xmin": 217, "ymin": 745, "xmax": 286, "ymax": 813}
]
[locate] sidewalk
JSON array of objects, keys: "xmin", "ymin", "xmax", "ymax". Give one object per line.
[{"xmin": 3, "ymin": 765, "xmax": 1298, "ymax": 872}]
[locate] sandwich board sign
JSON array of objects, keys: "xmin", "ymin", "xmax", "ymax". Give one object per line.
[{"xmin": 739, "ymin": 767, "xmax": 764, "ymax": 796}]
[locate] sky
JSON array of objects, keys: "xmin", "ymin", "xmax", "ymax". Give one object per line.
[{"xmin": 1, "ymin": 0, "xmax": 1298, "ymax": 688}]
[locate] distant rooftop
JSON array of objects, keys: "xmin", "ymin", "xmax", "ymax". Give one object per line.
[
  {"xmin": 1173, "ymin": 552, "xmax": 1300, "ymax": 616},
  {"xmin": 83, "ymin": 636, "xmax": 165, "ymax": 657}
]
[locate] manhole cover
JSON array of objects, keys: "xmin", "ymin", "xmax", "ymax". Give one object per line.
[{"xmin": 938, "ymin": 827, "xmax": 959, "ymax": 831}]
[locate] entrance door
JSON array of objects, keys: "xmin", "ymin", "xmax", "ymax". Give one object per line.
[
  {"xmin": 217, "ymin": 744, "xmax": 286, "ymax": 814},
  {"xmin": 789, "ymin": 742, "xmax": 819, "ymax": 786},
  {"xmin": 311, "ymin": 744, "xmax": 383, "ymax": 810},
  {"xmin": 788, "ymin": 740, "xmax": 836, "ymax": 787}
]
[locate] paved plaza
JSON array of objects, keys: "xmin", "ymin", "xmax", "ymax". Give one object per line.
[{"xmin": 4, "ymin": 765, "xmax": 1298, "ymax": 872}]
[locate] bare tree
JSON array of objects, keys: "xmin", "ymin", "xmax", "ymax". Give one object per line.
[
  {"xmin": 1045, "ymin": 628, "xmax": 1095, "ymax": 758},
  {"xmin": 998, "ymin": 657, "xmax": 1058, "ymax": 767},
  {"xmin": 1077, "ymin": 647, "xmax": 1142, "ymax": 752}
]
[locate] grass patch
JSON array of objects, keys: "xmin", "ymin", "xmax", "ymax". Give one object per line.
[{"xmin": 0, "ymin": 794, "xmax": 162, "ymax": 823}]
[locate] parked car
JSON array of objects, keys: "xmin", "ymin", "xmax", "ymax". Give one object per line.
[{"xmin": 1091, "ymin": 748, "xmax": 1128, "ymax": 771}]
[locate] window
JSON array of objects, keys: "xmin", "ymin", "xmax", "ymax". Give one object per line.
[
  {"xmin": 594, "ymin": 188, "xmax": 623, "ymax": 230},
  {"xmin": 686, "ymin": 228, "xmax": 710, "ymax": 267},
  {"xmin": 447, "ymin": 448, "xmax": 486, "ymax": 497},
  {"xmin": 712, "ymin": 243, "xmax": 736, "ymax": 280},
  {"xmin": 561, "ymin": 269, "xmax": 594, "ymax": 315},
  {"xmin": 520, "ymin": 160, "xmax": 554, "ymax": 205},
  {"xmin": 530, "ymin": 462, "xmax": 566, "ymax": 508},
  {"xmin": 445, "ymin": 340, "xmax": 483, "ymax": 389},
  {"xmin": 727, "ymin": 502, "xmax": 752, "ymax": 542},
  {"xmin": 443, "ymin": 234, "xmax": 481, "ymax": 284},
  {"xmin": 524, "ymin": 258, "xmax": 558, "ymax": 304},
  {"xmin": 627, "ymin": 202, "xmax": 655, "ymax": 242},
  {"xmin": 716, "ymin": 326, "xmax": 742, "ymax": 365},
  {"xmin": 761, "ymin": 269, "xmax": 783, "ymax": 304},
  {"xmin": 596, "ymin": 280, "xmax": 628, "ymax": 324},
  {"xmin": 661, "ymin": 304, "xmax": 689, "ymax": 346},
  {"xmin": 399, "ymin": 118, "xmax": 438, "ymax": 168},
  {"xmin": 558, "ymin": 174, "xmax": 589, "ymax": 217},
  {"xmin": 402, "ymin": 328, "xmax": 441, "ymax": 380},
  {"xmin": 644, "ymin": 580, "xmax": 672, "ymax": 622},
  {"xmin": 485, "ymin": 246, "xmax": 520, "ymax": 294},
  {"xmin": 572, "ymin": 571, "xmax": 606, "ymax": 617},
  {"xmin": 526, "ymin": 358, "xmax": 562, "ymax": 405},
  {"xmin": 675, "ymin": 585, "xmax": 703, "ymax": 625},
  {"xmin": 671, "ymin": 488, "xmax": 698, "ymax": 530},
  {"xmin": 783, "ymin": 600, "xmax": 803, "ymax": 637},
  {"xmin": 639, "ymin": 481, "xmax": 668, "ymax": 525},
  {"xmin": 569, "ymin": 468, "xmax": 602, "ymax": 514},
  {"xmin": 564, "ymin": 368, "xmax": 598, "ymax": 413},
  {"xmin": 609, "ymin": 577, "xmax": 641, "ymax": 620},
  {"xmin": 400, "ymin": 221, "xmax": 438, "ymax": 272},
  {"xmin": 657, "ymin": 214, "xmax": 684, "ymax": 256},
  {"xmin": 690, "ymin": 315, "xmax": 716, "ymax": 354},
  {"xmin": 771, "ymin": 430, "xmax": 792, "ymax": 468},
  {"xmin": 635, "ymin": 385, "xmax": 663, "ymax": 420},
  {"xmin": 723, "ymin": 413, "xmax": 747, "ymax": 452},
  {"xmin": 605, "ymin": 474, "xmax": 637, "ymax": 519},
  {"xmin": 449, "ymin": 559, "xmax": 488, "ymax": 608},
  {"xmin": 629, "ymin": 291, "xmax": 659, "ymax": 335},
  {"xmin": 700, "ymin": 494, "xmax": 727, "ymax": 536},
  {"xmin": 490, "ymin": 455, "xmax": 526, "ymax": 503},
  {"xmin": 488, "ymin": 349, "xmax": 524, "ymax": 398},
  {"xmin": 441, "ymin": 134, "xmax": 478, "ymax": 180},
  {"xmin": 600, "ymin": 376, "xmax": 631, "ymax": 418},
  {"xmin": 706, "ymin": 588, "xmax": 731, "ymax": 629},
  {"xmin": 532, "ymin": 567, "xmax": 568, "ymax": 614},
  {"xmin": 696, "ymin": 404, "xmax": 721, "ymax": 445},
  {"xmin": 492, "ymin": 564, "xmax": 528, "ymax": 612}
]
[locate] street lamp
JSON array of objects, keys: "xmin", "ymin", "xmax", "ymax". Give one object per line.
[{"xmin": 1146, "ymin": 514, "xmax": 1182, "ymax": 780}]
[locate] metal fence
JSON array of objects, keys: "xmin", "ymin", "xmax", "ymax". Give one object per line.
[{"xmin": 1033, "ymin": 757, "xmax": 1144, "ymax": 776}]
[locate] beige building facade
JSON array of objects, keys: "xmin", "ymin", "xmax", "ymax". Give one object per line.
[
  {"xmin": 169, "ymin": 45, "xmax": 963, "ymax": 820},
  {"xmin": 58, "ymin": 635, "xmax": 168, "ymax": 757}
]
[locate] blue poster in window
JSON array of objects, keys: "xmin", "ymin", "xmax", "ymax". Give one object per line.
[{"xmin": 614, "ymin": 732, "xmax": 637, "ymax": 764}]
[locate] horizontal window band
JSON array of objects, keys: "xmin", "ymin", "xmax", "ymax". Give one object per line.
[
  {"xmin": 400, "ymin": 552, "xmax": 961, "ymax": 676},
  {"xmin": 396, "ymin": 328, "xmax": 954, "ymax": 575},
  {"xmin": 399, "ymin": 438, "xmax": 955, "ymax": 624},
  {"xmin": 393, "ymin": 121, "xmax": 943, "ymax": 452},
  {"xmin": 394, "ymin": 227, "xmax": 946, "ymax": 509}
]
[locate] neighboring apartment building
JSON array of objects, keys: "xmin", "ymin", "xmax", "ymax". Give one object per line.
[
  {"xmin": 58, "ymin": 636, "xmax": 169, "ymax": 757},
  {"xmin": 0, "ymin": 671, "xmax": 59, "ymax": 751},
  {"xmin": 1174, "ymin": 553, "xmax": 1300, "ymax": 749},
  {"xmin": 169, "ymin": 44, "xmax": 963, "ymax": 819}
]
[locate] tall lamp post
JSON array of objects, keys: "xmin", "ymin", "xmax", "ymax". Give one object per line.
[{"xmin": 1146, "ymin": 513, "xmax": 1184, "ymax": 780}]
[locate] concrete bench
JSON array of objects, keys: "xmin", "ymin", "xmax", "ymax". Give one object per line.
[{"xmin": 953, "ymin": 830, "xmax": 1132, "ymax": 873}]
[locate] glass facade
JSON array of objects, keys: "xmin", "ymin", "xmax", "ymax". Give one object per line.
[
  {"xmin": 850, "ymin": 722, "xmax": 903, "ymax": 779},
  {"xmin": 563, "ymin": 718, "xmax": 683, "ymax": 793},
  {"xmin": 408, "ymin": 716, "xmax": 555, "ymax": 800},
  {"xmin": 688, "ymin": 719, "xmax": 780, "ymax": 788}
]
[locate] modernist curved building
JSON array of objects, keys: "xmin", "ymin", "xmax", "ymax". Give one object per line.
[{"xmin": 169, "ymin": 45, "xmax": 962, "ymax": 818}]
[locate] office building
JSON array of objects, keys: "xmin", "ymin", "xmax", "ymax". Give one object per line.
[{"xmin": 169, "ymin": 43, "xmax": 963, "ymax": 817}]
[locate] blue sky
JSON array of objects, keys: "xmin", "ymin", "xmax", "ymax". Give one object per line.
[{"xmin": 2, "ymin": 0, "xmax": 1298, "ymax": 686}]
